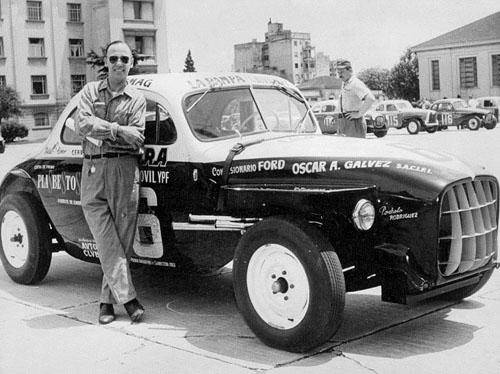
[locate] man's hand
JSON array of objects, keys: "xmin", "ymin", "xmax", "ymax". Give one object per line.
[
  {"xmin": 117, "ymin": 126, "xmax": 145, "ymax": 149},
  {"xmin": 346, "ymin": 111, "xmax": 362, "ymax": 120}
]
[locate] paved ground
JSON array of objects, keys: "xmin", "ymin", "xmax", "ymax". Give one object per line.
[{"xmin": 0, "ymin": 128, "xmax": 499, "ymax": 374}]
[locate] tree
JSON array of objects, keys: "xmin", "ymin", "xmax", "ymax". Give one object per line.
[
  {"xmin": 183, "ymin": 50, "xmax": 196, "ymax": 72},
  {"xmin": 386, "ymin": 47, "xmax": 419, "ymax": 101},
  {"xmin": 357, "ymin": 67, "xmax": 390, "ymax": 92},
  {"xmin": 86, "ymin": 48, "xmax": 146, "ymax": 80},
  {"xmin": 0, "ymin": 86, "xmax": 21, "ymax": 120}
]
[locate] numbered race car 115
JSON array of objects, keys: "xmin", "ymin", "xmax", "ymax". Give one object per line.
[
  {"xmin": 0, "ymin": 73, "xmax": 498, "ymax": 352},
  {"xmin": 366, "ymin": 99, "xmax": 439, "ymax": 135}
]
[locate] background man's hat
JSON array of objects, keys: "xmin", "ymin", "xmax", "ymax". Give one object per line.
[{"xmin": 336, "ymin": 60, "xmax": 352, "ymax": 70}]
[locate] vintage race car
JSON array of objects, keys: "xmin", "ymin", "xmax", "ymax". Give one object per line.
[
  {"xmin": 430, "ymin": 98, "xmax": 497, "ymax": 130},
  {"xmin": 476, "ymin": 96, "xmax": 500, "ymax": 123},
  {"xmin": 0, "ymin": 73, "xmax": 498, "ymax": 353},
  {"xmin": 311, "ymin": 99, "xmax": 341, "ymax": 134},
  {"xmin": 369, "ymin": 99, "xmax": 439, "ymax": 135},
  {"xmin": 313, "ymin": 99, "xmax": 389, "ymax": 138},
  {"xmin": 364, "ymin": 104, "xmax": 392, "ymax": 138}
]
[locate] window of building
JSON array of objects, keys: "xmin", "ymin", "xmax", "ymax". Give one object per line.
[
  {"xmin": 71, "ymin": 74, "xmax": 86, "ymax": 94},
  {"xmin": 29, "ymin": 38, "xmax": 45, "ymax": 57},
  {"xmin": 34, "ymin": 112, "xmax": 49, "ymax": 127},
  {"xmin": 459, "ymin": 57, "xmax": 477, "ymax": 88},
  {"xmin": 67, "ymin": 3, "xmax": 81, "ymax": 22},
  {"xmin": 123, "ymin": 0, "xmax": 153, "ymax": 21},
  {"xmin": 124, "ymin": 33, "xmax": 155, "ymax": 61},
  {"xmin": 31, "ymin": 75, "xmax": 47, "ymax": 95},
  {"xmin": 295, "ymin": 63, "xmax": 298, "ymax": 68},
  {"xmin": 27, "ymin": 1, "xmax": 42, "ymax": 21},
  {"xmin": 431, "ymin": 60, "xmax": 440, "ymax": 90},
  {"xmin": 492, "ymin": 54, "xmax": 500, "ymax": 87},
  {"xmin": 0, "ymin": 76, "xmax": 6, "ymax": 87},
  {"xmin": 0, "ymin": 37, "xmax": 4, "ymax": 57},
  {"xmin": 69, "ymin": 39, "xmax": 84, "ymax": 57}
]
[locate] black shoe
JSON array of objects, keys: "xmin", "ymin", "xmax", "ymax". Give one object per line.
[
  {"xmin": 124, "ymin": 299, "xmax": 145, "ymax": 323},
  {"xmin": 99, "ymin": 303, "xmax": 115, "ymax": 325}
]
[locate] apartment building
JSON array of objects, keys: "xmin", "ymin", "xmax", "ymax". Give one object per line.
[
  {"xmin": 0, "ymin": 0, "xmax": 168, "ymax": 140},
  {"xmin": 234, "ymin": 20, "xmax": 332, "ymax": 85}
]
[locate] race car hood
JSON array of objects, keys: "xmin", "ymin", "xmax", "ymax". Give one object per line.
[{"xmin": 203, "ymin": 134, "xmax": 490, "ymax": 200}]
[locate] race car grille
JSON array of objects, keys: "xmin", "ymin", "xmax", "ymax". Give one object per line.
[
  {"xmin": 438, "ymin": 178, "xmax": 498, "ymax": 276},
  {"xmin": 429, "ymin": 112, "xmax": 437, "ymax": 123}
]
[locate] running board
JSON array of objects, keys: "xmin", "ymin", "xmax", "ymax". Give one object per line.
[{"xmin": 172, "ymin": 214, "xmax": 260, "ymax": 231}]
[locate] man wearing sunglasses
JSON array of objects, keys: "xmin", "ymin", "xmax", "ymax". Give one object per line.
[{"xmin": 76, "ymin": 40, "xmax": 146, "ymax": 325}]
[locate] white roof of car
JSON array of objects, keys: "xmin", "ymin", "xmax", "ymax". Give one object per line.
[{"xmin": 127, "ymin": 73, "xmax": 296, "ymax": 100}]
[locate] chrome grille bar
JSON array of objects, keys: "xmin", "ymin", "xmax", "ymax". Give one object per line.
[{"xmin": 439, "ymin": 179, "xmax": 498, "ymax": 276}]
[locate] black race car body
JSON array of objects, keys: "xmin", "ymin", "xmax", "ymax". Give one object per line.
[
  {"xmin": 311, "ymin": 99, "xmax": 342, "ymax": 134},
  {"xmin": 476, "ymin": 96, "xmax": 500, "ymax": 123},
  {"xmin": 431, "ymin": 98, "xmax": 497, "ymax": 130},
  {"xmin": 0, "ymin": 73, "xmax": 498, "ymax": 352}
]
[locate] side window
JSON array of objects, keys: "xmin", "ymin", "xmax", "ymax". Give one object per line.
[
  {"xmin": 61, "ymin": 108, "xmax": 82, "ymax": 144},
  {"xmin": 376, "ymin": 104, "xmax": 384, "ymax": 111},
  {"xmin": 144, "ymin": 100, "xmax": 177, "ymax": 145},
  {"xmin": 387, "ymin": 104, "xmax": 397, "ymax": 111}
]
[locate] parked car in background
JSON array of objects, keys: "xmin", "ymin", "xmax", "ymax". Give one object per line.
[
  {"xmin": 0, "ymin": 135, "xmax": 5, "ymax": 153},
  {"xmin": 369, "ymin": 100, "xmax": 438, "ymax": 135},
  {"xmin": 0, "ymin": 73, "xmax": 498, "ymax": 353},
  {"xmin": 430, "ymin": 98, "xmax": 497, "ymax": 131},
  {"xmin": 364, "ymin": 104, "xmax": 390, "ymax": 138},
  {"xmin": 311, "ymin": 99, "xmax": 342, "ymax": 134},
  {"xmin": 476, "ymin": 97, "xmax": 500, "ymax": 123}
]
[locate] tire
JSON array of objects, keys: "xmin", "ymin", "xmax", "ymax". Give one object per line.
[
  {"xmin": 435, "ymin": 268, "xmax": 494, "ymax": 301},
  {"xmin": 483, "ymin": 121, "xmax": 497, "ymax": 130},
  {"xmin": 407, "ymin": 120, "xmax": 421, "ymax": 135},
  {"xmin": 467, "ymin": 117, "xmax": 480, "ymax": 131},
  {"xmin": 374, "ymin": 128, "xmax": 387, "ymax": 138},
  {"xmin": 233, "ymin": 217, "xmax": 345, "ymax": 352},
  {"xmin": 0, "ymin": 193, "xmax": 52, "ymax": 284},
  {"xmin": 425, "ymin": 126, "xmax": 438, "ymax": 133}
]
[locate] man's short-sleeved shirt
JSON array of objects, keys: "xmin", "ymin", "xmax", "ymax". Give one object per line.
[{"xmin": 340, "ymin": 76, "xmax": 371, "ymax": 112}]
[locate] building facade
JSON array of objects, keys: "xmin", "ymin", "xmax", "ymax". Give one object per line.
[
  {"xmin": 413, "ymin": 11, "xmax": 500, "ymax": 101},
  {"xmin": 0, "ymin": 0, "xmax": 168, "ymax": 140},
  {"xmin": 234, "ymin": 20, "xmax": 332, "ymax": 85}
]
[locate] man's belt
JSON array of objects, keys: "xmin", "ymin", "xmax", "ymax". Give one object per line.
[
  {"xmin": 339, "ymin": 111, "xmax": 357, "ymax": 119},
  {"xmin": 84, "ymin": 153, "xmax": 135, "ymax": 159}
]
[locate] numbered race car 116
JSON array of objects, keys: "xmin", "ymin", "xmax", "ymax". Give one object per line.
[
  {"xmin": 0, "ymin": 73, "xmax": 498, "ymax": 352},
  {"xmin": 431, "ymin": 98, "xmax": 497, "ymax": 130}
]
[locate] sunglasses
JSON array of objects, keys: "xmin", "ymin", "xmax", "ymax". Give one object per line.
[{"xmin": 108, "ymin": 55, "xmax": 130, "ymax": 64}]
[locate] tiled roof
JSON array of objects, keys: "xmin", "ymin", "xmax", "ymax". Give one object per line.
[
  {"xmin": 298, "ymin": 75, "xmax": 342, "ymax": 89},
  {"xmin": 413, "ymin": 11, "xmax": 500, "ymax": 51}
]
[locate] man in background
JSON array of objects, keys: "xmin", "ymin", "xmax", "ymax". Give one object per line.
[{"xmin": 337, "ymin": 60, "xmax": 375, "ymax": 138}]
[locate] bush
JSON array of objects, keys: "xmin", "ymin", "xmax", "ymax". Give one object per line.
[{"xmin": 1, "ymin": 119, "xmax": 29, "ymax": 142}]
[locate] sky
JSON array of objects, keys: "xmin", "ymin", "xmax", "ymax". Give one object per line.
[{"xmin": 165, "ymin": 0, "xmax": 500, "ymax": 74}]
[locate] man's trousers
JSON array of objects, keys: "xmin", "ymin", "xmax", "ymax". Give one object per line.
[{"xmin": 81, "ymin": 155, "xmax": 140, "ymax": 304}]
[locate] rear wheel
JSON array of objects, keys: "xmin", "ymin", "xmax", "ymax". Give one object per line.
[
  {"xmin": 467, "ymin": 117, "xmax": 480, "ymax": 131},
  {"xmin": 233, "ymin": 217, "xmax": 345, "ymax": 352},
  {"xmin": 407, "ymin": 119, "xmax": 421, "ymax": 135},
  {"xmin": 0, "ymin": 193, "xmax": 52, "ymax": 284}
]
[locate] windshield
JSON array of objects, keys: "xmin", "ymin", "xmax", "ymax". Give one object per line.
[
  {"xmin": 453, "ymin": 100, "xmax": 469, "ymax": 110},
  {"xmin": 184, "ymin": 87, "xmax": 316, "ymax": 140}
]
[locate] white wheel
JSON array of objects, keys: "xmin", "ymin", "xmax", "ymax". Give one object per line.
[
  {"xmin": 407, "ymin": 120, "xmax": 421, "ymax": 134},
  {"xmin": 247, "ymin": 244, "xmax": 309, "ymax": 329},
  {"xmin": 1, "ymin": 211, "xmax": 30, "ymax": 268}
]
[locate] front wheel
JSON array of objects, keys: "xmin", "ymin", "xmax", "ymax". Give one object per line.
[
  {"xmin": 374, "ymin": 128, "xmax": 388, "ymax": 138},
  {"xmin": 0, "ymin": 193, "xmax": 52, "ymax": 284},
  {"xmin": 233, "ymin": 217, "xmax": 345, "ymax": 352},
  {"xmin": 467, "ymin": 117, "xmax": 480, "ymax": 131},
  {"xmin": 425, "ymin": 125, "xmax": 438, "ymax": 133},
  {"xmin": 407, "ymin": 120, "xmax": 421, "ymax": 135}
]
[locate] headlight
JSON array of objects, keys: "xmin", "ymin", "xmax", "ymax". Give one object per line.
[
  {"xmin": 375, "ymin": 116, "xmax": 386, "ymax": 128},
  {"xmin": 352, "ymin": 199, "xmax": 375, "ymax": 230}
]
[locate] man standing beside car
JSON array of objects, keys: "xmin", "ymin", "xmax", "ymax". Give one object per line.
[
  {"xmin": 76, "ymin": 40, "xmax": 146, "ymax": 325},
  {"xmin": 337, "ymin": 60, "xmax": 375, "ymax": 138}
]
